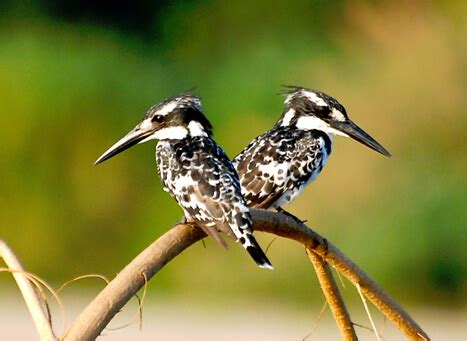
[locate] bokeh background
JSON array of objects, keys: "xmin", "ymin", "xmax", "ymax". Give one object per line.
[{"xmin": 1, "ymin": 0, "xmax": 466, "ymax": 339}]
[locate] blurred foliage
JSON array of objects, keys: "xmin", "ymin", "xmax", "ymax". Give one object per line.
[{"xmin": 0, "ymin": 0, "xmax": 466, "ymax": 308}]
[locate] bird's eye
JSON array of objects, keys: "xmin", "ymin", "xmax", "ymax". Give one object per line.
[
  {"xmin": 314, "ymin": 105, "xmax": 331, "ymax": 118},
  {"xmin": 152, "ymin": 115, "xmax": 163, "ymax": 123}
]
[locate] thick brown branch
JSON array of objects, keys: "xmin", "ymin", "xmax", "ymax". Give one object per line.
[
  {"xmin": 64, "ymin": 209, "xmax": 430, "ymax": 341},
  {"xmin": 307, "ymin": 248, "xmax": 357, "ymax": 341},
  {"xmin": 64, "ymin": 223, "xmax": 205, "ymax": 340},
  {"xmin": 252, "ymin": 210, "xmax": 430, "ymax": 340},
  {"xmin": 0, "ymin": 240, "xmax": 57, "ymax": 341}
]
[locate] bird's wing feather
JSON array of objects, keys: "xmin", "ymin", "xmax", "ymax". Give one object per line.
[
  {"xmin": 234, "ymin": 130, "xmax": 293, "ymax": 208},
  {"xmin": 166, "ymin": 137, "xmax": 272, "ymax": 268},
  {"xmin": 234, "ymin": 128, "xmax": 328, "ymax": 208},
  {"xmin": 173, "ymin": 138, "xmax": 251, "ymax": 243}
]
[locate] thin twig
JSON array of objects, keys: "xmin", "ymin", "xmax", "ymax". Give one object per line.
[
  {"xmin": 58, "ymin": 274, "xmax": 110, "ymax": 294},
  {"xmin": 334, "ymin": 265, "xmax": 346, "ymax": 289},
  {"xmin": 357, "ymin": 282, "xmax": 381, "ymax": 341},
  {"xmin": 64, "ymin": 209, "xmax": 430, "ymax": 341},
  {"xmin": 307, "ymin": 248, "xmax": 357, "ymax": 341},
  {"xmin": 302, "ymin": 300, "xmax": 328, "ymax": 341},
  {"xmin": 106, "ymin": 272, "xmax": 148, "ymax": 332},
  {"xmin": 0, "ymin": 240, "xmax": 57, "ymax": 341},
  {"xmin": 353, "ymin": 322, "xmax": 386, "ymax": 340},
  {"xmin": 265, "ymin": 236, "xmax": 279, "ymax": 254},
  {"xmin": 139, "ymin": 272, "xmax": 148, "ymax": 330}
]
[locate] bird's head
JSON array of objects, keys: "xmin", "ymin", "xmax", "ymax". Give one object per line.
[
  {"xmin": 95, "ymin": 93, "xmax": 213, "ymax": 165},
  {"xmin": 277, "ymin": 86, "xmax": 391, "ymax": 157}
]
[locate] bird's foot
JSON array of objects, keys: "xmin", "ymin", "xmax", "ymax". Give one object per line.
[
  {"xmin": 276, "ymin": 207, "xmax": 308, "ymax": 224},
  {"xmin": 179, "ymin": 216, "xmax": 197, "ymax": 228}
]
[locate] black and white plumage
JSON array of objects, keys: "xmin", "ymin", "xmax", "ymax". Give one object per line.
[
  {"xmin": 233, "ymin": 86, "xmax": 391, "ymax": 211},
  {"xmin": 95, "ymin": 93, "xmax": 273, "ymax": 269}
]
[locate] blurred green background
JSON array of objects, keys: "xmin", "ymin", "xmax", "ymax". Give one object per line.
[{"xmin": 0, "ymin": 0, "xmax": 465, "ymax": 318}]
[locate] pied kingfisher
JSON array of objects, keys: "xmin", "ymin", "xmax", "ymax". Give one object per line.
[
  {"xmin": 233, "ymin": 86, "xmax": 391, "ymax": 216},
  {"xmin": 95, "ymin": 93, "xmax": 273, "ymax": 269}
]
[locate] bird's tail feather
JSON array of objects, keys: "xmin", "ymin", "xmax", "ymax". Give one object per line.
[{"xmin": 243, "ymin": 235, "xmax": 274, "ymax": 270}]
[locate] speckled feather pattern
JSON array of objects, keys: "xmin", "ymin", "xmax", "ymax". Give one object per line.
[
  {"xmin": 233, "ymin": 126, "xmax": 332, "ymax": 209},
  {"xmin": 95, "ymin": 93, "xmax": 272, "ymax": 268},
  {"xmin": 156, "ymin": 135, "xmax": 257, "ymax": 247}
]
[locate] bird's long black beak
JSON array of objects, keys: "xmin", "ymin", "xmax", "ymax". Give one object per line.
[
  {"xmin": 94, "ymin": 125, "xmax": 154, "ymax": 165},
  {"xmin": 332, "ymin": 120, "xmax": 391, "ymax": 157}
]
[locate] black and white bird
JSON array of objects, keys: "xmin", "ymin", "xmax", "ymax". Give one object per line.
[
  {"xmin": 95, "ymin": 93, "xmax": 273, "ymax": 269},
  {"xmin": 233, "ymin": 86, "xmax": 391, "ymax": 215}
]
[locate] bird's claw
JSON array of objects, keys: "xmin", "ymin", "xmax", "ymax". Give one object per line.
[{"xmin": 276, "ymin": 207, "xmax": 308, "ymax": 225}]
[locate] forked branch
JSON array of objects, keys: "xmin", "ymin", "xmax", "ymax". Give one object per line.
[{"xmin": 64, "ymin": 209, "xmax": 429, "ymax": 341}]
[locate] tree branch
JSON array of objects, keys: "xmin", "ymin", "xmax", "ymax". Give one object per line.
[
  {"xmin": 64, "ymin": 223, "xmax": 205, "ymax": 340},
  {"xmin": 64, "ymin": 209, "xmax": 430, "ymax": 340},
  {"xmin": 307, "ymin": 248, "xmax": 357, "ymax": 341},
  {"xmin": 252, "ymin": 210, "xmax": 430, "ymax": 340},
  {"xmin": 0, "ymin": 240, "xmax": 57, "ymax": 341}
]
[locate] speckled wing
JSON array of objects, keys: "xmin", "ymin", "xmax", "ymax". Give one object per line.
[
  {"xmin": 233, "ymin": 127, "xmax": 331, "ymax": 209},
  {"xmin": 157, "ymin": 137, "xmax": 252, "ymax": 242},
  {"xmin": 233, "ymin": 131, "xmax": 285, "ymax": 208},
  {"xmin": 156, "ymin": 136, "xmax": 273, "ymax": 268}
]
